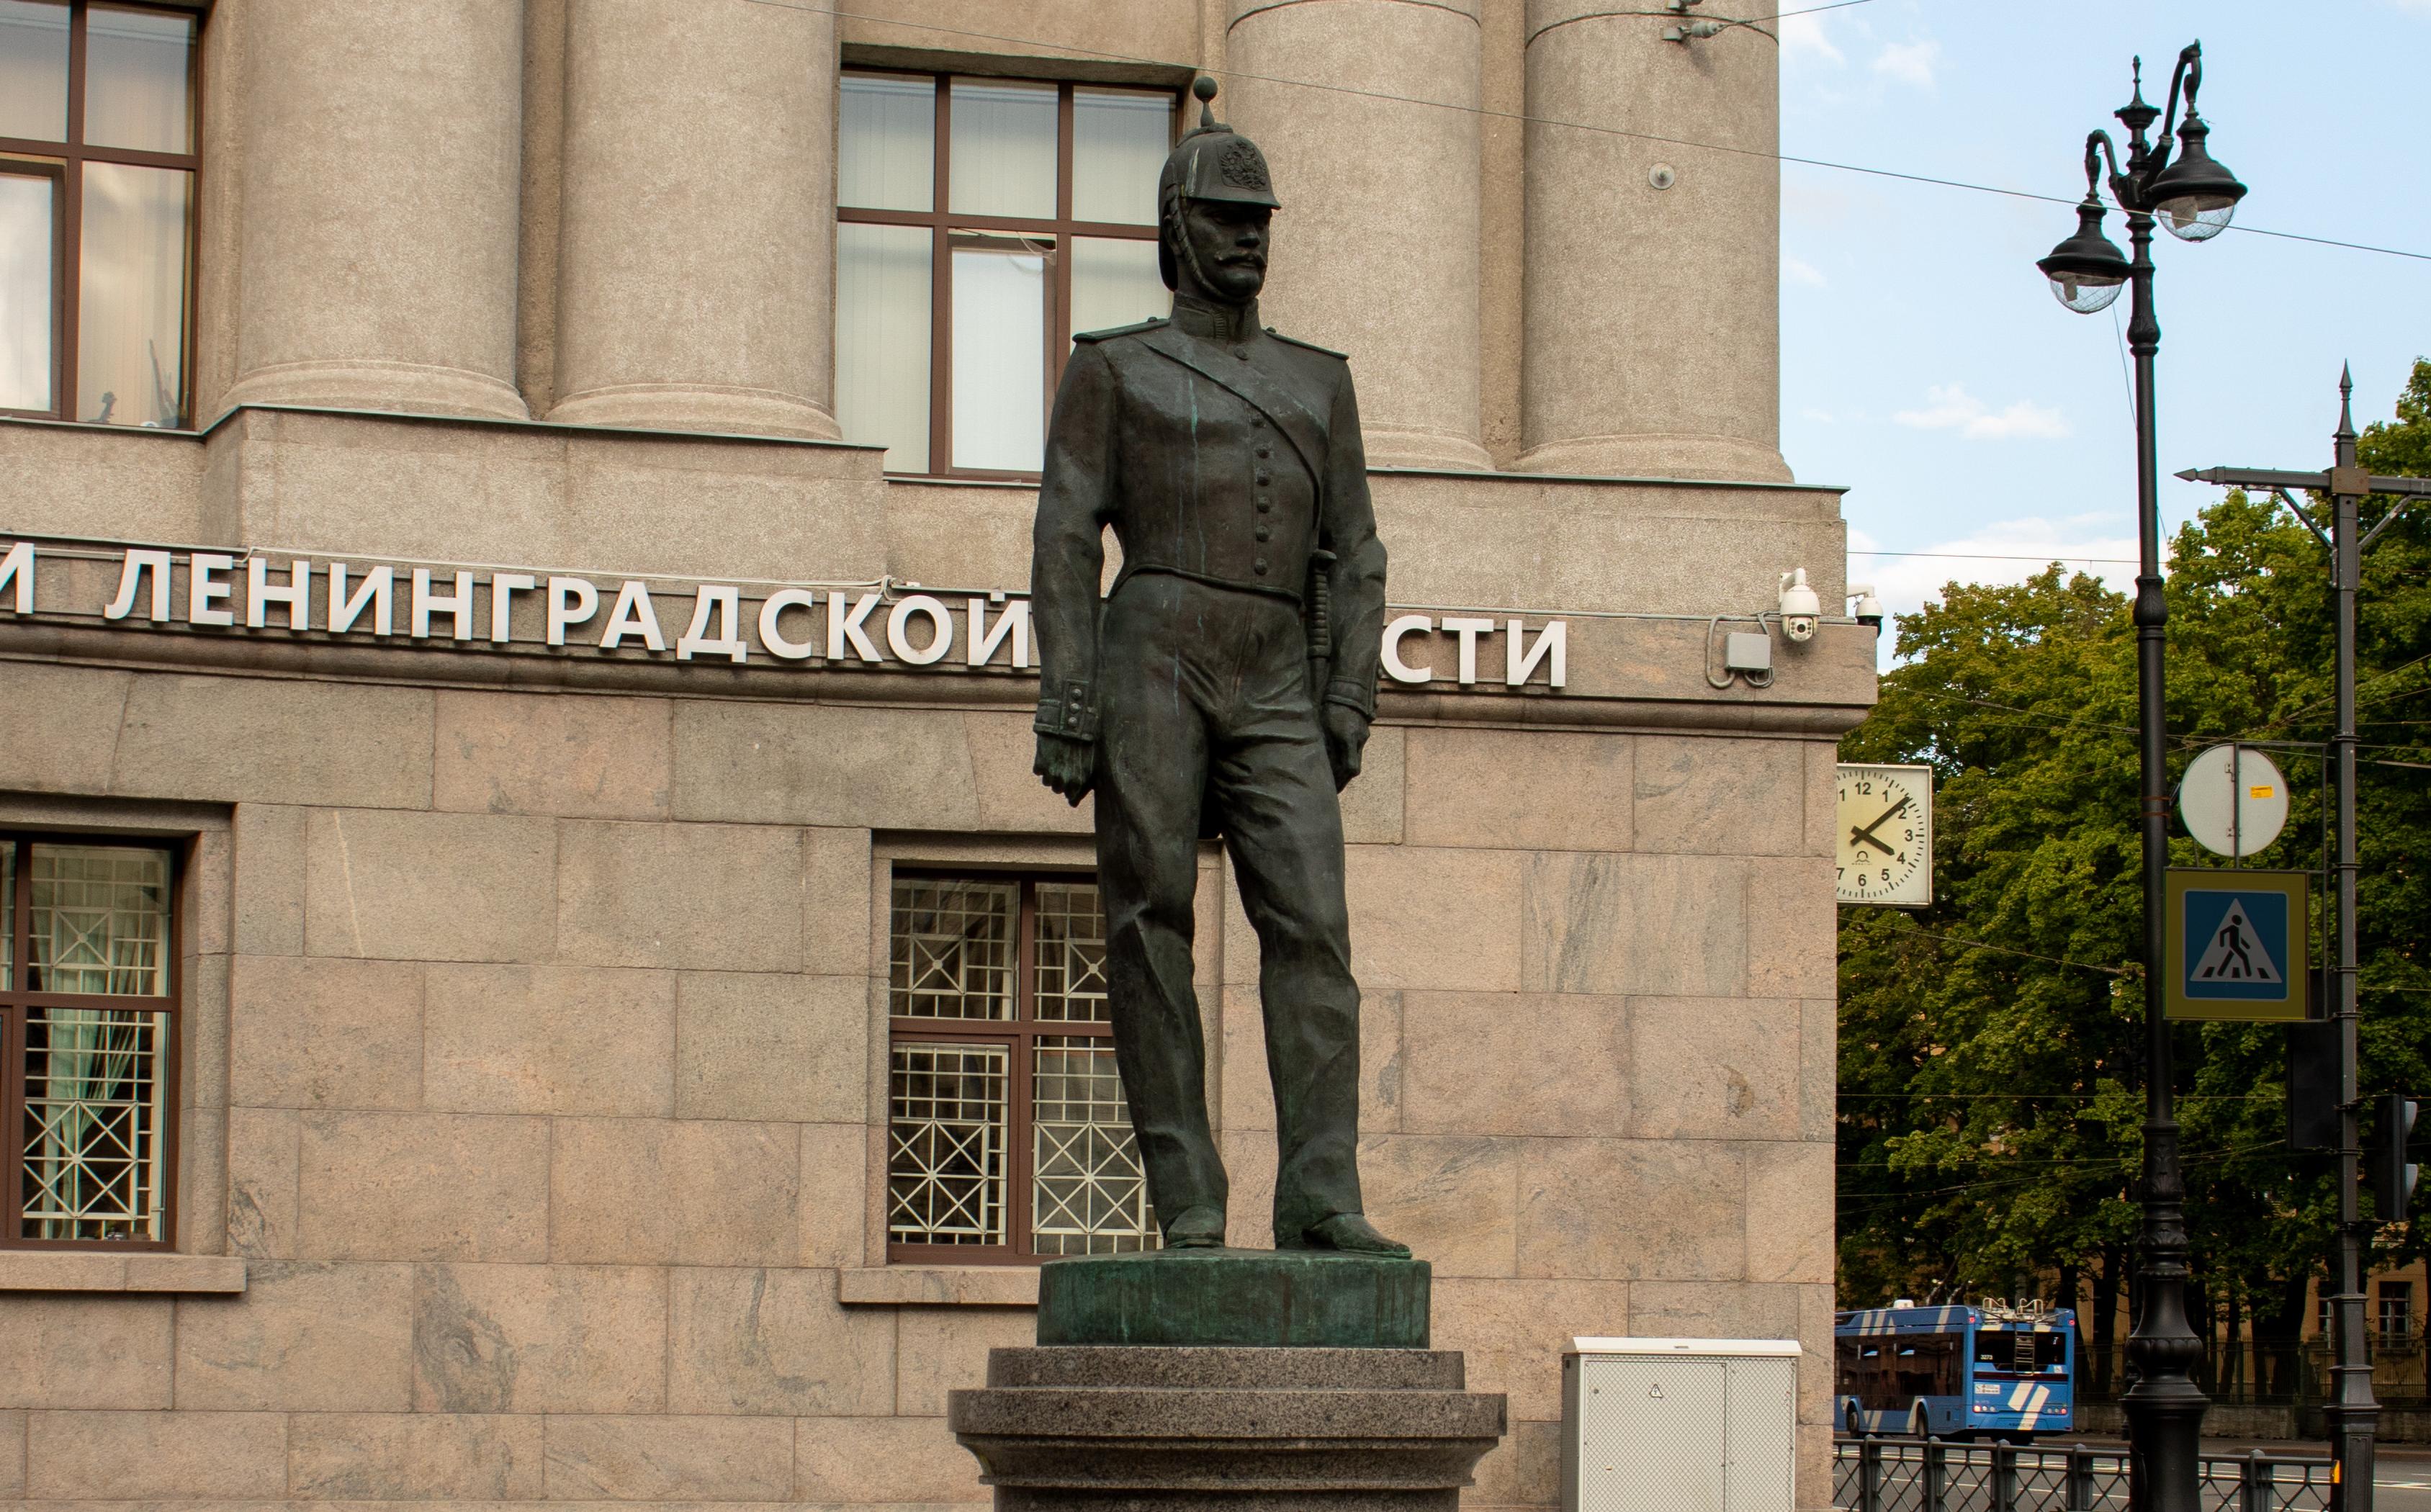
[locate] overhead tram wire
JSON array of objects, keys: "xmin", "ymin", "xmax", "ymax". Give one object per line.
[
  {"xmin": 1861, "ymin": 921, "xmax": 2141, "ymax": 978},
  {"xmin": 1832, "ymin": 1144, "xmax": 2296, "ymax": 1219},
  {"xmin": 1838, "ymin": 1092, "xmax": 2273, "ymax": 1101},
  {"xmin": 1836, "ymin": 1143, "xmax": 2296, "ymax": 1185},
  {"xmin": 1885, "ymin": 685, "xmax": 2431, "ymax": 766},
  {"xmin": 1852, "ymin": 549, "xmax": 2141, "ymax": 563},
  {"xmin": 741, "ymin": 0, "xmax": 2431, "ymax": 266},
  {"xmin": 1527, "ymin": 0, "xmax": 1879, "ymax": 40}
]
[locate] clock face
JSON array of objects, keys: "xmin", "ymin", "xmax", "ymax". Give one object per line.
[{"xmin": 1837, "ymin": 763, "xmax": 1933, "ymax": 907}]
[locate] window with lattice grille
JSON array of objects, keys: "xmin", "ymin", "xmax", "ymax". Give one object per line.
[
  {"xmin": 0, "ymin": 836, "xmax": 179, "ymax": 1248},
  {"xmin": 886, "ymin": 873, "xmax": 1156, "ymax": 1261}
]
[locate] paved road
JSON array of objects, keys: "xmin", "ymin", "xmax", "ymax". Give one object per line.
[
  {"xmin": 2381, "ymin": 1466, "xmax": 2431, "ymax": 1512},
  {"xmin": 2073, "ymin": 1438, "xmax": 2431, "ymax": 1511}
]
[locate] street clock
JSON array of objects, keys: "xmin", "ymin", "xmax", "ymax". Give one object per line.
[{"xmin": 1836, "ymin": 763, "xmax": 1933, "ymax": 907}]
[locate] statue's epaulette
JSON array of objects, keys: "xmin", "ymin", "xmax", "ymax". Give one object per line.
[
  {"xmin": 1264, "ymin": 328, "xmax": 1347, "ymax": 359},
  {"xmin": 1073, "ymin": 317, "xmax": 1169, "ymax": 344}
]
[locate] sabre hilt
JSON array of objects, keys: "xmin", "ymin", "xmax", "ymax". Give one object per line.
[{"xmin": 1306, "ymin": 546, "xmax": 1336, "ymax": 686}]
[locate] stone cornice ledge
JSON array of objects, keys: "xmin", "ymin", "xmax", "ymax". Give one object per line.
[
  {"xmin": 0, "ymin": 617, "xmax": 1876, "ymax": 738},
  {"xmin": 0, "ymin": 1250, "xmax": 246, "ymax": 1293},
  {"xmin": 840, "ymin": 1264, "xmax": 1039, "ymax": 1307}
]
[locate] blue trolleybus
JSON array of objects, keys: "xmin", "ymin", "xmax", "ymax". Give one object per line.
[{"xmin": 1834, "ymin": 1302, "xmax": 2076, "ymax": 1441}]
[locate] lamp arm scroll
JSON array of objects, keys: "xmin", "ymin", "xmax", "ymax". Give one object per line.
[
  {"xmin": 2164, "ymin": 42, "xmax": 2203, "ymax": 142},
  {"xmin": 2085, "ymin": 132, "xmax": 2131, "ymax": 210},
  {"xmin": 2124, "ymin": 42, "xmax": 2202, "ymax": 198}
]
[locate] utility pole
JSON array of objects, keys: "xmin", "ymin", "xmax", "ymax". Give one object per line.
[{"xmin": 2180, "ymin": 368, "xmax": 2431, "ymax": 1512}]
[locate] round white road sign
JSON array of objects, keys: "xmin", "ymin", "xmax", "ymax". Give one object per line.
[{"xmin": 2178, "ymin": 744, "xmax": 2291, "ymax": 858}]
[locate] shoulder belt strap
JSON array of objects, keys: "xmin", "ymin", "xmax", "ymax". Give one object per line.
[{"xmin": 1133, "ymin": 325, "xmax": 1331, "ymax": 487}]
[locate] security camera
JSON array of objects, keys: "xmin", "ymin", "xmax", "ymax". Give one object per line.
[
  {"xmin": 1778, "ymin": 567, "xmax": 1821, "ymax": 643},
  {"xmin": 1848, "ymin": 583, "xmax": 1884, "ymax": 629}
]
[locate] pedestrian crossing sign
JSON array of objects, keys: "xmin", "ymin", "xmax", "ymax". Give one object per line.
[{"xmin": 2165, "ymin": 868, "xmax": 2310, "ymax": 1022}]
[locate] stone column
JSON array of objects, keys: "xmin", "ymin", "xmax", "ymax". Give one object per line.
[
  {"xmin": 546, "ymin": 0, "xmax": 840, "ymax": 439},
  {"xmin": 1521, "ymin": 2, "xmax": 1789, "ymax": 481},
  {"xmin": 1226, "ymin": 0, "xmax": 1489, "ymax": 471},
  {"xmin": 219, "ymin": 0, "xmax": 529, "ymax": 420}
]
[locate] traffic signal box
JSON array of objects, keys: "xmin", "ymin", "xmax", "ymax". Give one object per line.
[
  {"xmin": 2288, "ymin": 1035, "xmax": 2419, "ymax": 1220},
  {"xmin": 2372, "ymin": 1093, "xmax": 2419, "ymax": 1220},
  {"xmin": 2287, "ymin": 1017, "xmax": 2340, "ymax": 1152}
]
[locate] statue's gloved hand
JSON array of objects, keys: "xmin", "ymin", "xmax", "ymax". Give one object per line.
[
  {"xmin": 1034, "ymin": 731, "xmax": 1097, "ymax": 806},
  {"xmin": 1320, "ymin": 704, "xmax": 1370, "ymax": 792}
]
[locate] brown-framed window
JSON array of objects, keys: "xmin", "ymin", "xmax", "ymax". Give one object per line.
[
  {"xmin": 835, "ymin": 71, "xmax": 1175, "ymax": 480},
  {"xmin": 0, "ymin": 1, "xmax": 199, "ymax": 428},
  {"xmin": 0, "ymin": 833, "xmax": 180, "ymax": 1248},
  {"xmin": 2381, "ymin": 1281, "xmax": 2414, "ymax": 1343},
  {"xmin": 886, "ymin": 871, "xmax": 1160, "ymax": 1261}
]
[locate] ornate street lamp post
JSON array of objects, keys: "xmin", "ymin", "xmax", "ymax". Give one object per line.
[{"xmin": 2033, "ymin": 41, "xmax": 2247, "ymax": 1512}]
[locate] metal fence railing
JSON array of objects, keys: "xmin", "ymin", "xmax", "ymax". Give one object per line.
[{"xmin": 1832, "ymin": 1437, "xmax": 2336, "ymax": 1512}]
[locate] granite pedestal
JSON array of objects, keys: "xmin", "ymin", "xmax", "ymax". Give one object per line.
[{"xmin": 948, "ymin": 1251, "xmax": 1508, "ymax": 1510}]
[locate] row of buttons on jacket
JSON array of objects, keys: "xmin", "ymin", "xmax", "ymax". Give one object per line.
[{"xmin": 1254, "ymin": 415, "xmax": 1272, "ymax": 573}]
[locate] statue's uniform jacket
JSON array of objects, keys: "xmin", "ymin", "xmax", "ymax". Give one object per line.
[
  {"xmin": 1029, "ymin": 296, "xmax": 1388, "ymax": 1241},
  {"xmin": 1030, "ymin": 298, "xmax": 1386, "ymax": 738}
]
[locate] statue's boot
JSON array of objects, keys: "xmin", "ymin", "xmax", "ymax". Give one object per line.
[
  {"xmin": 1163, "ymin": 1205, "xmax": 1228, "ymax": 1248},
  {"xmin": 1295, "ymin": 1212, "xmax": 1411, "ymax": 1259}
]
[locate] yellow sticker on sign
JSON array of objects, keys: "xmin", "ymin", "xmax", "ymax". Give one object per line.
[{"xmin": 2250, "ymin": 786, "xmax": 2274, "ymax": 799}]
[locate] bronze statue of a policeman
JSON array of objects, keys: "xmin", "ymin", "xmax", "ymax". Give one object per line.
[{"xmin": 1029, "ymin": 79, "xmax": 1403, "ymax": 1258}]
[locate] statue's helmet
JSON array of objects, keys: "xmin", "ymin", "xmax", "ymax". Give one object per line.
[{"xmin": 1156, "ymin": 77, "xmax": 1281, "ymax": 290}]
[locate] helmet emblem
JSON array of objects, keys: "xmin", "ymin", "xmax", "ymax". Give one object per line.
[{"xmin": 1218, "ymin": 140, "xmax": 1270, "ymax": 192}]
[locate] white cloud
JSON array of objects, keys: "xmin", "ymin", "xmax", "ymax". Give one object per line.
[
  {"xmin": 1872, "ymin": 39, "xmax": 1941, "ymax": 89},
  {"xmin": 1848, "ymin": 516, "xmax": 2145, "ymax": 665},
  {"xmin": 1784, "ymin": 254, "xmax": 1828, "ymax": 289},
  {"xmin": 1779, "ymin": 12, "xmax": 1843, "ymax": 65},
  {"xmin": 1892, "ymin": 384, "xmax": 2071, "ymax": 441}
]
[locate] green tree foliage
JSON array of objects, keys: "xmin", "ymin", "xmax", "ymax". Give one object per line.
[{"xmin": 1837, "ymin": 363, "xmax": 2431, "ymax": 1353}]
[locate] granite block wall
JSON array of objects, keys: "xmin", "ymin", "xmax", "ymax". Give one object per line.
[{"xmin": 0, "ymin": 652, "xmax": 1843, "ymax": 1510}]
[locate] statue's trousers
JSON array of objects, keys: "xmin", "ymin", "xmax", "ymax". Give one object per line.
[{"xmin": 1091, "ymin": 571, "xmax": 1365, "ymax": 1245}]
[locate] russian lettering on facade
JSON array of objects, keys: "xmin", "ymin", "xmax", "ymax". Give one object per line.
[{"xmin": 1, "ymin": 537, "xmax": 1574, "ymax": 688}]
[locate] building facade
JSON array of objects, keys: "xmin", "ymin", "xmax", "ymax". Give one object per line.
[{"xmin": 0, "ymin": 1, "xmax": 1870, "ymax": 1508}]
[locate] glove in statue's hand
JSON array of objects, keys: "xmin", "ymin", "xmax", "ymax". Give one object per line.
[
  {"xmin": 1034, "ymin": 732, "xmax": 1097, "ymax": 806},
  {"xmin": 1321, "ymin": 705, "xmax": 1370, "ymax": 792}
]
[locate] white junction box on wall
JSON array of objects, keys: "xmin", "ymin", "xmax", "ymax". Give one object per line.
[{"xmin": 1562, "ymin": 1336, "xmax": 1801, "ymax": 1512}]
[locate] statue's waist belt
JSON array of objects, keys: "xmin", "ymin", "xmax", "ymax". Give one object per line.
[{"xmin": 1115, "ymin": 562, "xmax": 1305, "ymax": 606}]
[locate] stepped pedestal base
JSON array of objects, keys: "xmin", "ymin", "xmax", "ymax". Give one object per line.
[{"xmin": 948, "ymin": 1346, "xmax": 1507, "ymax": 1511}]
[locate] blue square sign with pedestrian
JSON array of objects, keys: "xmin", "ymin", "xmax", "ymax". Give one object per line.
[{"xmin": 2165, "ymin": 869, "xmax": 2309, "ymax": 1022}]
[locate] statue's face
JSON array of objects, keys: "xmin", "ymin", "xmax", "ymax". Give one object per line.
[{"xmin": 1177, "ymin": 199, "xmax": 1270, "ymax": 302}]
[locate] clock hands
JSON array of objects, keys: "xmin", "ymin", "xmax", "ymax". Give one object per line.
[{"xmin": 1848, "ymin": 795, "xmax": 1912, "ymax": 858}]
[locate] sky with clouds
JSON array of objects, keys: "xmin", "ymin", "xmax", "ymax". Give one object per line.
[{"xmin": 1775, "ymin": 0, "xmax": 2431, "ymax": 662}]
